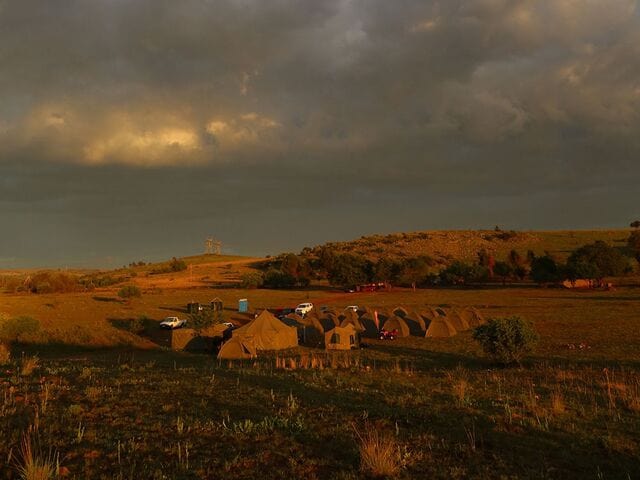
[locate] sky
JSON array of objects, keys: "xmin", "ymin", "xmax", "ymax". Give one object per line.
[{"xmin": 1, "ymin": 0, "xmax": 639, "ymax": 268}]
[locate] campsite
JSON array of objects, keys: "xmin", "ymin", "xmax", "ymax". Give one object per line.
[{"xmin": 1, "ymin": 233, "xmax": 640, "ymax": 479}]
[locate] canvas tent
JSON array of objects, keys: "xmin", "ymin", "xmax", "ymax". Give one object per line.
[
  {"xmin": 217, "ymin": 337, "xmax": 257, "ymax": 359},
  {"xmin": 282, "ymin": 315, "xmax": 324, "ymax": 347},
  {"xmin": 469, "ymin": 308, "xmax": 485, "ymax": 326},
  {"xmin": 444, "ymin": 309, "xmax": 470, "ymax": 332},
  {"xmin": 457, "ymin": 307, "xmax": 483, "ymax": 328},
  {"xmin": 356, "ymin": 312, "xmax": 380, "ymax": 338},
  {"xmin": 325, "ymin": 324, "xmax": 359, "ymax": 351},
  {"xmin": 228, "ymin": 309, "xmax": 298, "ymax": 351},
  {"xmin": 381, "ymin": 315, "xmax": 411, "ymax": 337},
  {"xmin": 393, "ymin": 306, "xmax": 409, "ymax": 318},
  {"xmin": 402, "ymin": 310, "xmax": 427, "ymax": 336},
  {"xmin": 425, "ymin": 316, "xmax": 457, "ymax": 338}
]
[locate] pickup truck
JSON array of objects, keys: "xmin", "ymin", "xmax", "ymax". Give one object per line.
[
  {"xmin": 294, "ymin": 303, "xmax": 314, "ymax": 316},
  {"xmin": 159, "ymin": 316, "xmax": 187, "ymax": 329}
]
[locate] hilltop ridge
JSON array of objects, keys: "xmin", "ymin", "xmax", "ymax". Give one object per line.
[{"xmin": 305, "ymin": 229, "xmax": 631, "ymax": 266}]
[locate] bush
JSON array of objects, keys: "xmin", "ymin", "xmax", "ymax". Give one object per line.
[
  {"xmin": 150, "ymin": 257, "xmax": 188, "ymax": 274},
  {"xmin": 26, "ymin": 272, "xmax": 82, "ymax": 293},
  {"xmin": 240, "ymin": 272, "xmax": 264, "ymax": 289},
  {"xmin": 0, "ymin": 316, "xmax": 41, "ymax": 342},
  {"xmin": 118, "ymin": 285, "xmax": 142, "ymax": 299},
  {"xmin": 472, "ymin": 316, "xmax": 539, "ymax": 365}
]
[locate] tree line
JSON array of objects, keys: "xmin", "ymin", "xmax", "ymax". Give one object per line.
[{"xmin": 242, "ymin": 233, "xmax": 640, "ymax": 289}]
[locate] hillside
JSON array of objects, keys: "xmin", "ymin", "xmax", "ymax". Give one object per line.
[{"xmin": 307, "ymin": 229, "xmax": 632, "ymax": 265}]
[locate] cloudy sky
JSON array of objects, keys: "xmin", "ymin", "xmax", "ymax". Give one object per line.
[{"xmin": 1, "ymin": 0, "xmax": 639, "ymax": 268}]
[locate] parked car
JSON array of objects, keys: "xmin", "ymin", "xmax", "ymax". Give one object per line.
[
  {"xmin": 159, "ymin": 316, "xmax": 187, "ymax": 329},
  {"xmin": 295, "ymin": 302, "xmax": 314, "ymax": 316},
  {"xmin": 222, "ymin": 322, "xmax": 235, "ymax": 329},
  {"xmin": 345, "ymin": 305, "xmax": 359, "ymax": 312}
]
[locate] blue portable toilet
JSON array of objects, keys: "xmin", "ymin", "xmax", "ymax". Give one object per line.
[{"xmin": 238, "ymin": 298, "xmax": 249, "ymax": 313}]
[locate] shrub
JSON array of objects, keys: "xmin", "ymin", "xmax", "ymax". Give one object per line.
[
  {"xmin": 118, "ymin": 285, "xmax": 142, "ymax": 299},
  {"xmin": 150, "ymin": 257, "xmax": 187, "ymax": 274},
  {"xmin": 15, "ymin": 433, "xmax": 59, "ymax": 480},
  {"xmin": 26, "ymin": 271, "xmax": 82, "ymax": 294},
  {"xmin": 240, "ymin": 272, "xmax": 264, "ymax": 289},
  {"xmin": 20, "ymin": 355, "xmax": 39, "ymax": 376},
  {"xmin": 0, "ymin": 316, "xmax": 41, "ymax": 342},
  {"xmin": 472, "ymin": 316, "xmax": 539, "ymax": 365},
  {"xmin": 354, "ymin": 423, "xmax": 402, "ymax": 477}
]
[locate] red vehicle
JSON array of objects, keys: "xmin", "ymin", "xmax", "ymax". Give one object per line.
[{"xmin": 379, "ymin": 329, "xmax": 398, "ymax": 340}]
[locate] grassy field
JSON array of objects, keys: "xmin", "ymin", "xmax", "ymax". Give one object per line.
[{"xmin": 1, "ymin": 282, "xmax": 640, "ymax": 479}]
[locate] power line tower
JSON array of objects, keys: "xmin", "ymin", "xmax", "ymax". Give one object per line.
[{"xmin": 205, "ymin": 237, "xmax": 222, "ymax": 255}]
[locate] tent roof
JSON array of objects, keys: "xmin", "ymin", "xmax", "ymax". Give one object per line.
[
  {"xmin": 425, "ymin": 317, "xmax": 457, "ymax": 338},
  {"xmin": 233, "ymin": 309, "xmax": 298, "ymax": 351},
  {"xmin": 382, "ymin": 315, "xmax": 410, "ymax": 337},
  {"xmin": 217, "ymin": 337, "xmax": 257, "ymax": 359}
]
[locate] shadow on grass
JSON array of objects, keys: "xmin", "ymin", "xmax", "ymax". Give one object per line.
[
  {"xmin": 159, "ymin": 305, "xmax": 188, "ymax": 314},
  {"xmin": 93, "ymin": 296, "xmax": 122, "ymax": 303}
]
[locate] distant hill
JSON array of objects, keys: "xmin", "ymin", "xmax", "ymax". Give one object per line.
[{"xmin": 306, "ymin": 230, "xmax": 632, "ymax": 266}]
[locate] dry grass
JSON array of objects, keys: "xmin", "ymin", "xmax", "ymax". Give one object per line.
[
  {"xmin": 0, "ymin": 342, "xmax": 10, "ymax": 364},
  {"xmin": 15, "ymin": 433, "xmax": 58, "ymax": 480},
  {"xmin": 20, "ymin": 355, "xmax": 39, "ymax": 376},
  {"xmin": 550, "ymin": 391, "xmax": 566, "ymax": 415},
  {"xmin": 354, "ymin": 423, "xmax": 402, "ymax": 477}
]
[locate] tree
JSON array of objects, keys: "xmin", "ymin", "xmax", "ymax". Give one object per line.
[
  {"xmin": 188, "ymin": 308, "xmax": 223, "ymax": 333},
  {"xmin": 440, "ymin": 261, "xmax": 489, "ymax": 285},
  {"xmin": 630, "ymin": 220, "xmax": 640, "ymax": 229},
  {"xmin": 530, "ymin": 255, "xmax": 562, "ymax": 284},
  {"xmin": 327, "ymin": 253, "xmax": 373, "ymax": 288},
  {"xmin": 472, "ymin": 316, "xmax": 539, "ymax": 365},
  {"xmin": 567, "ymin": 241, "xmax": 630, "ymax": 280},
  {"xmin": 373, "ymin": 257, "xmax": 402, "ymax": 285},
  {"xmin": 564, "ymin": 261, "xmax": 599, "ymax": 283},
  {"xmin": 493, "ymin": 261, "xmax": 513, "ymax": 285},
  {"xmin": 627, "ymin": 230, "xmax": 640, "ymax": 262},
  {"xmin": 263, "ymin": 268, "xmax": 296, "ymax": 288},
  {"xmin": 397, "ymin": 256, "xmax": 436, "ymax": 288},
  {"xmin": 508, "ymin": 250, "xmax": 523, "ymax": 268}
]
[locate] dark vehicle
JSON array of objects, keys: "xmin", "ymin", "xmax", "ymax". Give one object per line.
[{"xmin": 379, "ymin": 329, "xmax": 397, "ymax": 340}]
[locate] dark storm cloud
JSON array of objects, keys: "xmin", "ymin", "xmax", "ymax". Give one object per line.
[{"xmin": 1, "ymin": 0, "xmax": 639, "ymax": 266}]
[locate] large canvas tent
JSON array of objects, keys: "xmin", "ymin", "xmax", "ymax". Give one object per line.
[
  {"xmin": 229, "ymin": 309, "xmax": 298, "ymax": 351},
  {"xmin": 325, "ymin": 324, "xmax": 359, "ymax": 351}
]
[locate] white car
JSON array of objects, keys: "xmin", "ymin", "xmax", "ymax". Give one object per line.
[
  {"xmin": 295, "ymin": 302, "xmax": 314, "ymax": 316},
  {"xmin": 345, "ymin": 305, "xmax": 359, "ymax": 313},
  {"xmin": 222, "ymin": 322, "xmax": 235, "ymax": 329},
  {"xmin": 159, "ymin": 316, "xmax": 187, "ymax": 329}
]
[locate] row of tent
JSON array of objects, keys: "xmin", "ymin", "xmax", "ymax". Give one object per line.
[
  {"xmin": 217, "ymin": 305, "xmax": 486, "ymax": 359},
  {"xmin": 289, "ymin": 305, "xmax": 485, "ymax": 340}
]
